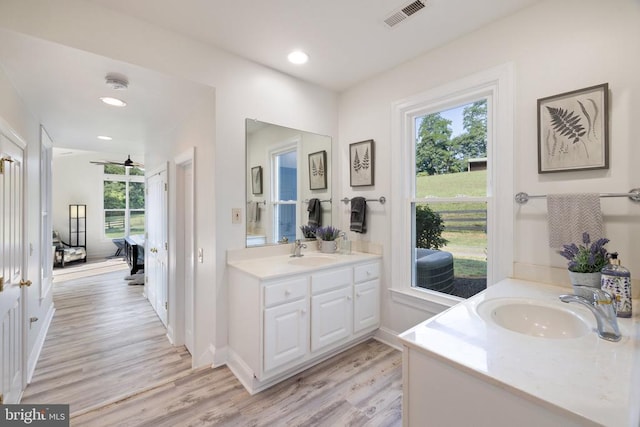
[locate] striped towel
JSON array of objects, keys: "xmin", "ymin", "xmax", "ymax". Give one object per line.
[{"xmin": 547, "ymin": 193, "xmax": 603, "ymax": 248}]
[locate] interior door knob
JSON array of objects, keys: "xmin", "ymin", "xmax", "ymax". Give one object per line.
[{"xmin": 20, "ymin": 279, "xmax": 32, "ymax": 287}]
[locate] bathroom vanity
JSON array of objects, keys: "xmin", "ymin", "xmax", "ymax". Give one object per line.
[
  {"xmin": 227, "ymin": 249, "xmax": 381, "ymax": 394},
  {"xmin": 399, "ymin": 278, "xmax": 639, "ymax": 427}
]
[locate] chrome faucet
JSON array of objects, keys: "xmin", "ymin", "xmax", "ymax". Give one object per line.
[
  {"xmin": 559, "ymin": 286, "xmax": 621, "ymax": 342},
  {"xmin": 291, "ymin": 239, "xmax": 307, "ymax": 257}
]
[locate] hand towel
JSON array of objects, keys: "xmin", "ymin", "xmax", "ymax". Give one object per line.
[
  {"xmin": 307, "ymin": 198, "xmax": 322, "ymax": 227},
  {"xmin": 547, "ymin": 193, "xmax": 603, "ymax": 248},
  {"xmin": 248, "ymin": 202, "xmax": 256, "ymax": 223},
  {"xmin": 350, "ymin": 197, "xmax": 367, "ymax": 233},
  {"xmin": 253, "ymin": 202, "xmax": 260, "ymax": 223}
]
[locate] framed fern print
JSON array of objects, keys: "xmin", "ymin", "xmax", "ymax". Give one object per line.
[
  {"xmin": 350, "ymin": 139, "xmax": 375, "ymax": 186},
  {"xmin": 308, "ymin": 150, "xmax": 327, "ymax": 190},
  {"xmin": 537, "ymin": 83, "xmax": 608, "ymax": 173}
]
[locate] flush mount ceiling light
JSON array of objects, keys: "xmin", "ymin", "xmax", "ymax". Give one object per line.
[
  {"xmin": 97, "ymin": 135, "xmax": 112, "ymax": 141},
  {"xmin": 100, "ymin": 96, "xmax": 127, "ymax": 107},
  {"xmin": 287, "ymin": 50, "xmax": 309, "ymax": 65}
]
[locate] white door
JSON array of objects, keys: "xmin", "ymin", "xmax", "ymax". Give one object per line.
[
  {"xmin": 264, "ymin": 298, "xmax": 308, "ymax": 372},
  {"xmin": 0, "ymin": 133, "xmax": 26, "ymax": 404},
  {"xmin": 311, "ymin": 286, "xmax": 352, "ymax": 352},
  {"xmin": 353, "ymin": 280, "xmax": 380, "ymax": 333},
  {"xmin": 146, "ymin": 169, "xmax": 168, "ymax": 326}
]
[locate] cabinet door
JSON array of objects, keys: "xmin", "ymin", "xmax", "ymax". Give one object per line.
[
  {"xmin": 264, "ymin": 299, "xmax": 308, "ymax": 372},
  {"xmin": 354, "ymin": 280, "xmax": 380, "ymax": 333},
  {"xmin": 311, "ymin": 286, "xmax": 352, "ymax": 352}
]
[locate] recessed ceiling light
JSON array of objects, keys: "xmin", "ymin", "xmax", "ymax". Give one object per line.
[
  {"xmin": 100, "ymin": 97, "xmax": 127, "ymax": 107},
  {"xmin": 287, "ymin": 50, "xmax": 309, "ymax": 65},
  {"xmin": 97, "ymin": 135, "xmax": 112, "ymax": 141}
]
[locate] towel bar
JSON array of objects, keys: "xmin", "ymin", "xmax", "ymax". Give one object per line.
[
  {"xmin": 303, "ymin": 198, "xmax": 332, "ymax": 203},
  {"xmin": 515, "ymin": 188, "xmax": 640, "ymax": 204},
  {"xmin": 341, "ymin": 196, "xmax": 386, "ymax": 205}
]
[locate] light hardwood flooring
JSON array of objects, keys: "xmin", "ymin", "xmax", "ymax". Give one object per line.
[
  {"xmin": 22, "ymin": 261, "xmax": 193, "ymax": 414},
  {"xmin": 24, "ymin": 260, "xmax": 403, "ymax": 426},
  {"xmin": 74, "ymin": 339, "xmax": 402, "ymax": 427}
]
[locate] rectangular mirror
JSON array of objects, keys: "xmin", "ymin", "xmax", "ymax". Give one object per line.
[{"xmin": 246, "ymin": 119, "xmax": 332, "ymax": 247}]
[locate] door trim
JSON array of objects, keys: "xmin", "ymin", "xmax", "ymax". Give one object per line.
[{"xmin": 174, "ymin": 148, "xmax": 195, "ymax": 361}]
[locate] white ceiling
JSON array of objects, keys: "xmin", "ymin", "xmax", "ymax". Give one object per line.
[
  {"xmin": 87, "ymin": 0, "xmax": 540, "ymax": 91},
  {"xmin": 0, "ymin": 0, "xmax": 541, "ymax": 155}
]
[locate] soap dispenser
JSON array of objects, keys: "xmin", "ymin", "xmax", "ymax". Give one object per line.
[
  {"xmin": 339, "ymin": 232, "xmax": 351, "ymax": 255},
  {"xmin": 601, "ymin": 252, "xmax": 632, "ymax": 318}
]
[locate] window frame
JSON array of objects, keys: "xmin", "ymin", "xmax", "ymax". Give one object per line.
[
  {"xmin": 103, "ymin": 168, "xmax": 145, "ymax": 239},
  {"xmin": 390, "ymin": 64, "xmax": 515, "ymax": 311},
  {"xmin": 269, "ymin": 138, "xmax": 301, "ymax": 243}
]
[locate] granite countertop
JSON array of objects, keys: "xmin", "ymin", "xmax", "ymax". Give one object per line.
[
  {"xmin": 227, "ymin": 250, "xmax": 381, "ymax": 280},
  {"xmin": 399, "ymin": 278, "xmax": 640, "ymax": 426}
]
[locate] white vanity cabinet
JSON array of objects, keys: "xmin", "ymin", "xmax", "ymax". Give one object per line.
[
  {"xmin": 263, "ymin": 277, "xmax": 309, "ymax": 372},
  {"xmin": 227, "ymin": 254, "xmax": 381, "ymax": 394},
  {"xmin": 310, "ymin": 268, "xmax": 353, "ymax": 352},
  {"xmin": 353, "ymin": 262, "xmax": 380, "ymax": 333}
]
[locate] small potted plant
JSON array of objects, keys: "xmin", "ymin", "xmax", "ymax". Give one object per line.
[
  {"xmin": 315, "ymin": 226, "xmax": 341, "ymax": 253},
  {"xmin": 299, "ymin": 225, "xmax": 318, "ymax": 239},
  {"xmin": 559, "ymin": 232, "xmax": 610, "ymax": 289}
]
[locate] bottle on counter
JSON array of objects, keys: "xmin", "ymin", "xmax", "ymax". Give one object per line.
[{"xmin": 601, "ymin": 252, "xmax": 632, "ymax": 318}]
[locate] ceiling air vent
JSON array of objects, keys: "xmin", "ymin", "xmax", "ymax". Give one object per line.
[{"xmin": 384, "ymin": 0, "xmax": 427, "ymax": 28}]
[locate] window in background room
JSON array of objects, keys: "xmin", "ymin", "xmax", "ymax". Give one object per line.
[
  {"xmin": 412, "ymin": 100, "xmax": 489, "ymax": 298},
  {"xmin": 272, "ymin": 148, "xmax": 298, "ymax": 243},
  {"xmin": 103, "ymin": 165, "xmax": 145, "ymax": 238}
]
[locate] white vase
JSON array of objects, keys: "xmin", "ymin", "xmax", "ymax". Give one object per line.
[
  {"xmin": 568, "ymin": 271, "xmax": 602, "ymax": 290},
  {"xmin": 319, "ymin": 239, "xmax": 338, "ymax": 254}
]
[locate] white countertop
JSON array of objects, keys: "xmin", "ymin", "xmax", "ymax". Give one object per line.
[
  {"xmin": 399, "ymin": 278, "xmax": 640, "ymax": 427},
  {"xmin": 227, "ymin": 250, "xmax": 381, "ymax": 280}
]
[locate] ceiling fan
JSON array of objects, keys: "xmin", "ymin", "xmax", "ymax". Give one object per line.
[{"xmin": 90, "ymin": 155, "xmax": 143, "ymax": 169}]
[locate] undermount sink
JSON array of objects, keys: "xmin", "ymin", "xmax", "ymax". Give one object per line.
[
  {"xmin": 477, "ymin": 298, "xmax": 591, "ymax": 339},
  {"xmin": 288, "ymin": 254, "xmax": 338, "ymax": 267}
]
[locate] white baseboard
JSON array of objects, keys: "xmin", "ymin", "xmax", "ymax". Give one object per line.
[
  {"xmin": 374, "ymin": 326, "xmax": 403, "ymax": 351},
  {"xmin": 27, "ymin": 303, "xmax": 55, "ymax": 383}
]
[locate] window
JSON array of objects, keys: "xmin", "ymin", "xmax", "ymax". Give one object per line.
[
  {"xmin": 103, "ymin": 165, "xmax": 145, "ymax": 238},
  {"xmin": 272, "ymin": 148, "xmax": 298, "ymax": 243},
  {"xmin": 391, "ymin": 64, "xmax": 514, "ymax": 308},
  {"xmin": 413, "ymin": 100, "xmax": 488, "ymax": 299}
]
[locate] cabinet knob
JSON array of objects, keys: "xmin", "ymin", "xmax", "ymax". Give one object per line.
[
  {"xmin": 285, "ymin": 289, "xmax": 291, "ymax": 296},
  {"xmin": 300, "ymin": 309, "xmax": 306, "ymax": 314},
  {"xmin": 347, "ymin": 296, "xmax": 352, "ymax": 301},
  {"xmin": 356, "ymin": 292, "xmax": 361, "ymax": 298}
]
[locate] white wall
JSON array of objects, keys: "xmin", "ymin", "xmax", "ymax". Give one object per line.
[
  {"xmin": 338, "ymin": 0, "xmax": 640, "ymax": 336},
  {"xmin": 0, "ymin": 65, "xmax": 54, "ymax": 379},
  {"xmin": 0, "ymin": 0, "xmax": 338, "ymax": 367}
]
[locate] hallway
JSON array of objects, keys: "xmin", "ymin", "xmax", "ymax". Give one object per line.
[{"xmin": 21, "ymin": 259, "xmax": 193, "ymax": 415}]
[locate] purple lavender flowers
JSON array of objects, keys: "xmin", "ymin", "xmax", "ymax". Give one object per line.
[{"xmin": 559, "ymin": 232, "xmax": 610, "ymax": 273}]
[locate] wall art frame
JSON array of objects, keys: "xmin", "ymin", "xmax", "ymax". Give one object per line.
[
  {"xmin": 251, "ymin": 166, "xmax": 263, "ymax": 195},
  {"xmin": 537, "ymin": 83, "xmax": 609, "ymax": 173},
  {"xmin": 308, "ymin": 150, "xmax": 327, "ymax": 190},
  {"xmin": 349, "ymin": 139, "xmax": 375, "ymax": 187}
]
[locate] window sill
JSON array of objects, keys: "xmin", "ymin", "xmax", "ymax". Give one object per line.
[{"xmin": 389, "ymin": 287, "xmax": 461, "ymax": 314}]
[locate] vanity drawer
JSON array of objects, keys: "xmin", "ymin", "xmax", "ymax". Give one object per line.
[
  {"xmin": 354, "ymin": 262, "xmax": 380, "ymax": 283},
  {"xmin": 311, "ymin": 268, "xmax": 351, "ymax": 295},
  {"xmin": 264, "ymin": 277, "xmax": 308, "ymax": 308}
]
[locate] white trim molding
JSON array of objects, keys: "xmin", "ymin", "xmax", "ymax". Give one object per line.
[{"xmin": 390, "ymin": 63, "xmax": 515, "ymax": 306}]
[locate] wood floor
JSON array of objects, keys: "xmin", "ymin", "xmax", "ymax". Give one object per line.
[
  {"xmin": 22, "ymin": 261, "xmax": 193, "ymax": 414},
  {"xmin": 23, "ymin": 260, "xmax": 403, "ymax": 427}
]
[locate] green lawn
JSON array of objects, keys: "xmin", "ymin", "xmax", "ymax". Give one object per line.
[{"xmin": 417, "ymin": 170, "xmax": 487, "ymax": 277}]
